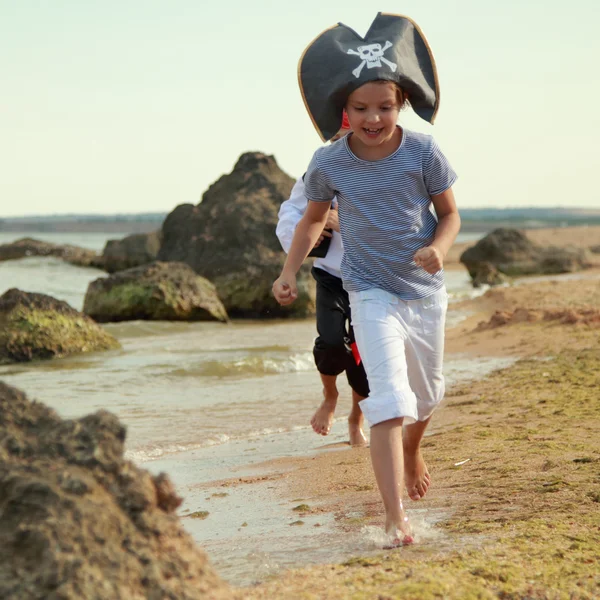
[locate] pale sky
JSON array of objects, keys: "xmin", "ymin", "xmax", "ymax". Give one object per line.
[{"xmin": 1, "ymin": 0, "xmax": 599, "ymax": 216}]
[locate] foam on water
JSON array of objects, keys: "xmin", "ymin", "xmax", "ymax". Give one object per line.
[
  {"xmin": 124, "ymin": 434, "xmax": 232, "ymax": 463},
  {"xmin": 184, "ymin": 352, "xmax": 315, "ymax": 378}
]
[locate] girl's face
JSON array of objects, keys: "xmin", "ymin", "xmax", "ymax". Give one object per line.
[{"xmin": 345, "ymin": 82, "xmax": 400, "ymax": 149}]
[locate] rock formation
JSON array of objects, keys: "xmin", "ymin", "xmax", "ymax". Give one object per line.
[
  {"xmin": 158, "ymin": 153, "xmax": 315, "ymax": 318},
  {"xmin": 0, "ymin": 381, "xmax": 231, "ymax": 599},
  {"xmin": 0, "ymin": 237, "xmax": 102, "ymax": 269},
  {"xmin": 83, "ymin": 262, "xmax": 228, "ymax": 323},
  {"xmin": 100, "ymin": 231, "xmax": 162, "ymax": 274},
  {"xmin": 0, "ymin": 289, "xmax": 119, "ymax": 364},
  {"xmin": 460, "ymin": 228, "xmax": 591, "ymax": 286}
]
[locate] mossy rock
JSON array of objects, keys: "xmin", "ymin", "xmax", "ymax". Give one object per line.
[
  {"xmin": 157, "ymin": 153, "xmax": 317, "ymax": 319},
  {"xmin": 0, "ymin": 288, "xmax": 120, "ymax": 364},
  {"xmin": 100, "ymin": 231, "xmax": 162, "ymax": 274},
  {"xmin": 83, "ymin": 261, "xmax": 228, "ymax": 323},
  {"xmin": 214, "ymin": 262, "xmax": 315, "ymax": 319}
]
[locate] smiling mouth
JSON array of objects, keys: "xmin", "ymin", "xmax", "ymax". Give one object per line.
[{"xmin": 363, "ymin": 128, "xmax": 382, "ymax": 136}]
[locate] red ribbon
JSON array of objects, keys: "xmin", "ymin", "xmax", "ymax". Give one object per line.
[{"xmin": 350, "ymin": 341, "xmax": 362, "ymax": 366}]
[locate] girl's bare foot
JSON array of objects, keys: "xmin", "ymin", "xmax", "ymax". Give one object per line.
[
  {"xmin": 383, "ymin": 501, "xmax": 414, "ymax": 548},
  {"xmin": 310, "ymin": 393, "xmax": 337, "ymax": 435},
  {"xmin": 403, "ymin": 448, "xmax": 431, "ymax": 501}
]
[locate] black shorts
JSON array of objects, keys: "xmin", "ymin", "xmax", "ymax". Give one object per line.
[{"xmin": 312, "ymin": 267, "xmax": 370, "ymax": 398}]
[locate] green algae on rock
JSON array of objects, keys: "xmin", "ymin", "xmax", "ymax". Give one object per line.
[
  {"xmin": 83, "ymin": 261, "xmax": 228, "ymax": 323},
  {"xmin": 0, "ymin": 288, "xmax": 120, "ymax": 364},
  {"xmin": 213, "ymin": 261, "xmax": 316, "ymax": 319}
]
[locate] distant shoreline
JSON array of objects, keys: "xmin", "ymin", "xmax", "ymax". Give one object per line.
[
  {"xmin": 3, "ymin": 219, "xmax": 600, "ymax": 235},
  {"xmin": 0, "ymin": 221, "xmax": 162, "ymax": 234},
  {"xmin": 2, "ymin": 207, "xmax": 600, "ymax": 235}
]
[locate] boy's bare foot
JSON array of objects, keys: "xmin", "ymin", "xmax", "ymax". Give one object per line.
[
  {"xmin": 310, "ymin": 392, "xmax": 337, "ymax": 435},
  {"xmin": 403, "ymin": 448, "xmax": 431, "ymax": 501},
  {"xmin": 348, "ymin": 390, "xmax": 367, "ymax": 446},
  {"xmin": 348, "ymin": 419, "xmax": 368, "ymax": 447}
]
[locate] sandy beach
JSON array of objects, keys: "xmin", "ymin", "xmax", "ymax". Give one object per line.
[{"xmin": 206, "ymin": 227, "xmax": 600, "ymax": 599}]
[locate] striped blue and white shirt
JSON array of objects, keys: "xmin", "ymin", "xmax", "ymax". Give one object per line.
[{"xmin": 303, "ymin": 128, "xmax": 457, "ymax": 300}]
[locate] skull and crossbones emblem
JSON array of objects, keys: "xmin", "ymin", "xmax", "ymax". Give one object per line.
[{"xmin": 347, "ymin": 41, "xmax": 398, "ymax": 78}]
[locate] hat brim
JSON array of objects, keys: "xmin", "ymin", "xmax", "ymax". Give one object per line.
[{"xmin": 298, "ymin": 12, "xmax": 440, "ymax": 141}]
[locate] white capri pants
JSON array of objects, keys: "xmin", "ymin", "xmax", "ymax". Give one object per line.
[{"xmin": 349, "ymin": 287, "xmax": 448, "ymax": 427}]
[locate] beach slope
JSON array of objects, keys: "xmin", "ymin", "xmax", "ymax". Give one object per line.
[{"xmin": 231, "ymin": 270, "xmax": 600, "ymax": 599}]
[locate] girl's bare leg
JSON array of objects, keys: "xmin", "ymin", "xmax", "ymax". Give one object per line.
[
  {"xmin": 310, "ymin": 374, "xmax": 338, "ymax": 435},
  {"xmin": 348, "ymin": 389, "xmax": 368, "ymax": 447},
  {"xmin": 403, "ymin": 417, "xmax": 432, "ymax": 500},
  {"xmin": 369, "ymin": 417, "xmax": 413, "ymax": 543}
]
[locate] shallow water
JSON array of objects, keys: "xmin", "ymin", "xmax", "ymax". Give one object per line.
[{"xmin": 145, "ymin": 411, "xmax": 504, "ymax": 586}]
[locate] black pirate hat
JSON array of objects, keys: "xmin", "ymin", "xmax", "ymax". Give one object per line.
[{"xmin": 298, "ymin": 12, "xmax": 440, "ymax": 141}]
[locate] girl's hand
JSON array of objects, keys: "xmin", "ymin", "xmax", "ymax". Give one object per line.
[
  {"xmin": 414, "ymin": 246, "xmax": 444, "ymax": 274},
  {"xmin": 272, "ymin": 274, "xmax": 298, "ymax": 305}
]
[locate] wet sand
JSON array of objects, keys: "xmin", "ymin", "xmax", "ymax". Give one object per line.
[{"xmin": 216, "ymin": 230, "xmax": 600, "ymax": 598}]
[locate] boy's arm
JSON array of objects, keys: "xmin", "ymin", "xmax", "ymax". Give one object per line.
[
  {"xmin": 273, "ymin": 200, "xmax": 330, "ymax": 305},
  {"xmin": 276, "ymin": 178, "xmax": 308, "ymax": 253},
  {"xmin": 414, "ymin": 187, "xmax": 461, "ymax": 274}
]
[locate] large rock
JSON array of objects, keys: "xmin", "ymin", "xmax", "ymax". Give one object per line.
[
  {"xmin": 100, "ymin": 231, "xmax": 162, "ymax": 274},
  {"xmin": 0, "ymin": 237, "xmax": 101, "ymax": 268},
  {"xmin": 0, "ymin": 381, "xmax": 231, "ymax": 600},
  {"xmin": 83, "ymin": 261, "xmax": 228, "ymax": 323},
  {"xmin": 158, "ymin": 152, "xmax": 316, "ymax": 318},
  {"xmin": 460, "ymin": 228, "xmax": 591, "ymax": 286},
  {"xmin": 0, "ymin": 289, "xmax": 120, "ymax": 364}
]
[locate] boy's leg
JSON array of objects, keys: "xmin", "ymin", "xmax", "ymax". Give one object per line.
[
  {"xmin": 349, "ymin": 389, "xmax": 368, "ymax": 446},
  {"xmin": 311, "ymin": 373, "xmax": 338, "ymax": 435},
  {"xmin": 341, "ymin": 286, "xmax": 369, "ymax": 446},
  {"xmin": 311, "ymin": 268, "xmax": 352, "ymax": 436}
]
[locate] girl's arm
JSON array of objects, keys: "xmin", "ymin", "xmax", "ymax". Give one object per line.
[
  {"xmin": 273, "ymin": 200, "xmax": 330, "ymax": 305},
  {"xmin": 414, "ymin": 187, "xmax": 461, "ymax": 274}
]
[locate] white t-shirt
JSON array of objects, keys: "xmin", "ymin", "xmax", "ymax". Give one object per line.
[{"xmin": 276, "ymin": 177, "xmax": 344, "ymax": 279}]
